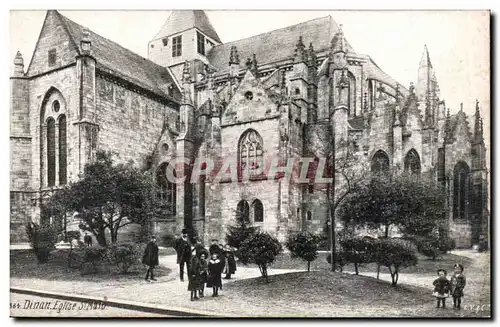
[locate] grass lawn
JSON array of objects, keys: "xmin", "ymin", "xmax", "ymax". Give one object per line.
[
  {"xmin": 250, "ymin": 252, "xmax": 473, "ymax": 275},
  {"xmin": 216, "ymin": 271, "xmax": 489, "ymax": 317},
  {"xmin": 10, "ymin": 249, "xmax": 171, "ymax": 284}
]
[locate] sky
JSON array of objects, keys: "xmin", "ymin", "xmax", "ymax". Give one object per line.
[{"xmin": 9, "ymin": 10, "xmax": 490, "ymax": 143}]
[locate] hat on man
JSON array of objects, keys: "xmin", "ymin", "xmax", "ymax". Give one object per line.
[
  {"xmin": 454, "ymin": 263, "xmax": 464, "ymax": 272},
  {"xmin": 437, "ymin": 268, "xmax": 447, "ymax": 275}
]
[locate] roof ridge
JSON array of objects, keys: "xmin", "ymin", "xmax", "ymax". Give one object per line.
[
  {"xmin": 53, "ymin": 10, "xmax": 81, "ymax": 55},
  {"xmin": 57, "ymin": 11, "xmax": 169, "ymax": 73},
  {"xmin": 211, "ymin": 15, "xmax": 331, "ymax": 49}
]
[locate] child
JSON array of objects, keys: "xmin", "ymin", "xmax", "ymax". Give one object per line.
[
  {"xmin": 206, "ymin": 252, "xmax": 224, "ymax": 297},
  {"xmin": 188, "ymin": 251, "xmax": 201, "ymax": 301},
  {"xmin": 433, "ymin": 269, "xmax": 450, "ymax": 308},
  {"xmin": 198, "ymin": 253, "xmax": 208, "ymax": 298},
  {"xmin": 450, "ymin": 263, "xmax": 467, "ymax": 310}
]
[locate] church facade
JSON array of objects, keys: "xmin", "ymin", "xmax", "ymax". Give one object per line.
[{"xmin": 10, "ymin": 10, "xmax": 489, "ymax": 248}]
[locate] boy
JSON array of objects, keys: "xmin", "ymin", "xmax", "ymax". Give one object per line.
[
  {"xmin": 198, "ymin": 252, "xmax": 208, "ymax": 298},
  {"xmin": 433, "ymin": 269, "xmax": 450, "ymax": 308},
  {"xmin": 450, "ymin": 263, "xmax": 467, "ymax": 309}
]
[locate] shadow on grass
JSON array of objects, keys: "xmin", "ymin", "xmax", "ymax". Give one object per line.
[
  {"xmin": 10, "ymin": 249, "xmax": 171, "ymax": 284},
  {"xmin": 221, "ymin": 271, "xmax": 489, "ymax": 318}
]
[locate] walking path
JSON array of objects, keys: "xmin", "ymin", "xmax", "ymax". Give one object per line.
[
  {"xmin": 10, "ymin": 253, "xmax": 303, "ymax": 316},
  {"xmin": 10, "ymin": 249, "xmax": 490, "ymax": 317}
]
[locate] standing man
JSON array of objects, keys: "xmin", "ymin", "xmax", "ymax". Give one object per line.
[
  {"xmin": 83, "ymin": 232, "xmax": 92, "ymax": 247},
  {"xmin": 142, "ymin": 235, "xmax": 159, "ymax": 282},
  {"xmin": 175, "ymin": 230, "xmax": 192, "ymax": 282}
]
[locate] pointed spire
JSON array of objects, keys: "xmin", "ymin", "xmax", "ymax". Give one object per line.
[
  {"xmin": 460, "ymin": 102, "xmax": 463, "ymax": 112},
  {"xmin": 251, "ymin": 54, "xmax": 259, "ymax": 78},
  {"xmin": 294, "ymin": 36, "xmax": 306, "ymax": 63},
  {"xmin": 419, "ymin": 45, "xmax": 432, "ymax": 69},
  {"xmin": 81, "ymin": 28, "xmax": 92, "ymax": 54},
  {"xmin": 280, "ymin": 69, "xmax": 287, "ymax": 96},
  {"xmin": 474, "ymin": 99, "xmax": 484, "ymax": 143},
  {"xmin": 331, "ymin": 24, "xmax": 347, "ymax": 54},
  {"xmin": 182, "ymin": 60, "xmax": 192, "ymax": 84},
  {"xmin": 444, "ymin": 108, "xmax": 452, "ymax": 143},
  {"xmin": 409, "ymin": 82, "xmax": 415, "ymax": 95},
  {"xmin": 308, "ymin": 42, "xmax": 317, "ymax": 67},
  {"xmin": 229, "ymin": 45, "xmax": 240, "ymax": 65},
  {"xmin": 13, "ymin": 51, "xmax": 24, "ymax": 76},
  {"xmin": 245, "ymin": 58, "xmax": 252, "ymax": 70}
]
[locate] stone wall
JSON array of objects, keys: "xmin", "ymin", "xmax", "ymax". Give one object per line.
[{"xmin": 95, "ymin": 75, "xmax": 179, "ymax": 165}]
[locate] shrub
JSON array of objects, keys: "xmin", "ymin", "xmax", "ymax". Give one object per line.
[
  {"xmin": 374, "ymin": 238, "xmax": 418, "ymax": 286},
  {"xmin": 340, "ymin": 236, "xmax": 377, "ymax": 275},
  {"xmin": 161, "ymin": 233, "xmax": 177, "ymax": 248},
  {"xmin": 438, "ymin": 234, "xmax": 456, "ymax": 254},
  {"xmin": 226, "ymin": 219, "xmax": 259, "ymax": 252},
  {"xmin": 25, "ymin": 222, "xmax": 58, "ymax": 264},
  {"xmin": 415, "ymin": 236, "xmax": 440, "ymax": 260},
  {"xmin": 80, "ymin": 246, "xmax": 107, "ymax": 274},
  {"xmin": 106, "ymin": 243, "xmax": 142, "ymax": 273},
  {"xmin": 238, "ymin": 232, "xmax": 283, "ymax": 282},
  {"xmin": 286, "ymin": 232, "xmax": 322, "ymax": 272}
]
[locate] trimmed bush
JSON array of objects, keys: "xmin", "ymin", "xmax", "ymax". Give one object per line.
[
  {"xmin": 106, "ymin": 243, "xmax": 142, "ymax": 273},
  {"xmin": 25, "ymin": 222, "xmax": 58, "ymax": 264},
  {"xmin": 226, "ymin": 219, "xmax": 259, "ymax": 253},
  {"xmin": 340, "ymin": 236, "xmax": 377, "ymax": 275},
  {"xmin": 238, "ymin": 232, "xmax": 283, "ymax": 282},
  {"xmin": 374, "ymin": 238, "xmax": 418, "ymax": 286},
  {"xmin": 286, "ymin": 232, "xmax": 323, "ymax": 271},
  {"xmin": 80, "ymin": 246, "xmax": 107, "ymax": 274}
]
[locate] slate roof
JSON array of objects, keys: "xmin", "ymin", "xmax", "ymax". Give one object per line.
[
  {"xmin": 152, "ymin": 10, "xmax": 222, "ymax": 43},
  {"xmin": 56, "ymin": 11, "xmax": 179, "ymax": 101},
  {"xmin": 207, "ymin": 16, "xmax": 353, "ymax": 72}
]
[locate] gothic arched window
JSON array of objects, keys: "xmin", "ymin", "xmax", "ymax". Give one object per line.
[
  {"xmin": 237, "ymin": 200, "xmax": 250, "ymax": 223},
  {"xmin": 253, "ymin": 199, "xmax": 264, "ymax": 223},
  {"xmin": 404, "ymin": 149, "xmax": 421, "ymax": 176},
  {"xmin": 58, "ymin": 115, "xmax": 67, "ymax": 185},
  {"xmin": 157, "ymin": 163, "xmax": 177, "ymax": 216},
  {"xmin": 238, "ymin": 129, "xmax": 264, "ymax": 177},
  {"xmin": 371, "ymin": 150, "xmax": 390, "ymax": 175},
  {"xmin": 47, "ymin": 117, "xmax": 56, "ymax": 187},
  {"xmin": 453, "ymin": 161, "xmax": 470, "ymax": 221},
  {"xmin": 40, "ymin": 88, "xmax": 67, "ymax": 188}
]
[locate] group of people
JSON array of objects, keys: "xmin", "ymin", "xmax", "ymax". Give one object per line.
[
  {"xmin": 175, "ymin": 231, "xmax": 237, "ymax": 301},
  {"xmin": 432, "ymin": 263, "xmax": 467, "ymax": 309},
  {"xmin": 141, "ymin": 230, "xmax": 237, "ymax": 301}
]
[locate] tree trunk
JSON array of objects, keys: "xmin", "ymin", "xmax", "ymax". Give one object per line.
[
  {"xmin": 111, "ymin": 227, "xmax": 118, "ymax": 244},
  {"xmin": 307, "ymin": 261, "xmax": 311, "ymax": 272},
  {"xmin": 355, "ymin": 263, "xmax": 359, "ymax": 275},
  {"xmin": 96, "ymin": 228, "xmax": 107, "ymax": 247}
]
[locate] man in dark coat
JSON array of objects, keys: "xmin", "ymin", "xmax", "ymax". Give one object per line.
[
  {"xmin": 194, "ymin": 238, "xmax": 209, "ymax": 259},
  {"xmin": 223, "ymin": 244, "xmax": 237, "ymax": 279},
  {"xmin": 175, "ymin": 230, "xmax": 192, "ymax": 282},
  {"xmin": 142, "ymin": 236, "xmax": 159, "ymax": 282},
  {"xmin": 83, "ymin": 232, "xmax": 92, "ymax": 247}
]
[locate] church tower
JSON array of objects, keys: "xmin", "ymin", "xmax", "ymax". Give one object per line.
[{"xmin": 148, "ymin": 10, "xmax": 222, "ymax": 69}]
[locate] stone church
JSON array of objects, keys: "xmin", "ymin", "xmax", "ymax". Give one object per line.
[{"xmin": 10, "ymin": 10, "xmax": 489, "ymax": 247}]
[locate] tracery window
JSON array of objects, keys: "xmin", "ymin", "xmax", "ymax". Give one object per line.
[
  {"xmin": 253, "ymin": 199, "xmax": 264, "ymax": 223},
  {"xmin": 58, "ymin": 115, "xmax": 67, "ymax": 185},
  {"xmin": 237, "ymin": 200, "xmax": 250, "ymax": 223},
  {"xmin": 157, "ymin": 163, "xmax": 177, "ymax": 216},
  {"xmin": 371, "ymin": 150, "xmax": 390, "ymax": 175},
  {"xmin": 404, "ymin": 149, "xmax": 421, "ymax": 176},
  {"xmin": 238, "ymin": 129, "xmax": 264, "ymax": 176},
  {"xmin": 453, "ymin": 161, "xmax": 470, "ymax": 221}
]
